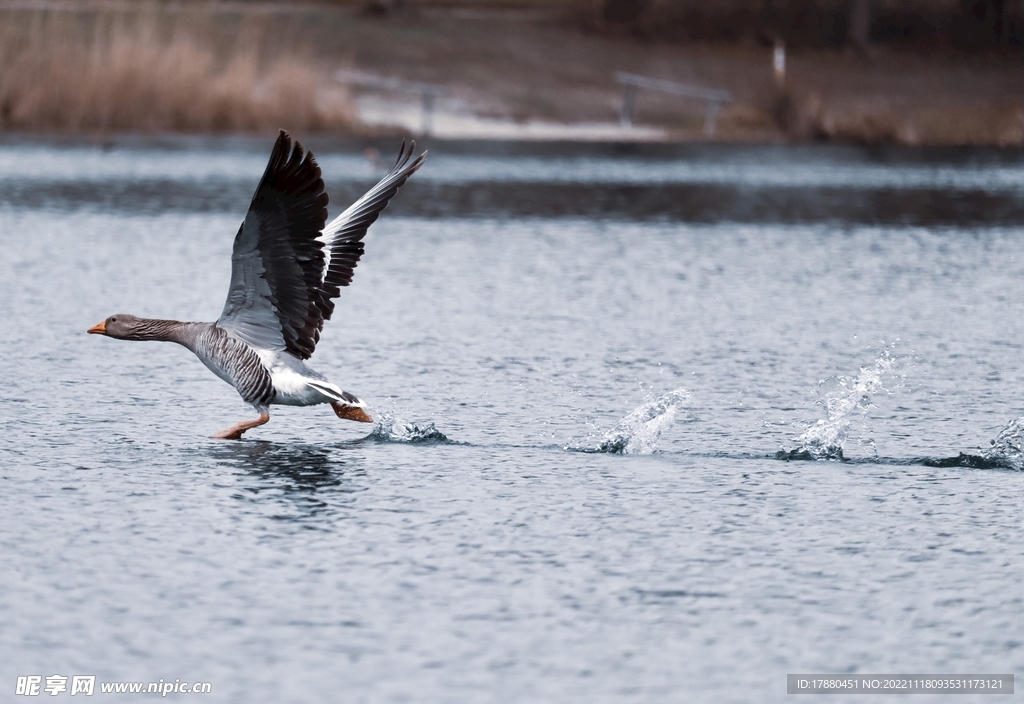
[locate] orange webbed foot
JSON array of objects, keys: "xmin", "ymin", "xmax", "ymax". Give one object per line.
[
  {"xmin": 331, "ymin": 402, "xmax": 373, "ymax": 423},
  {"xmin": 212, "ymin": 414, "xmax": 270, "ymax": 440}
]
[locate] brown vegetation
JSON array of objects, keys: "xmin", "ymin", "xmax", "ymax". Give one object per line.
[
  {"xmin": 0, "ymin": 8, "xmax": 354, "ymax": 132},
  {"xmin": 764, "ymin": 48, "xmax": 1024, "ymax": 145},
  {"xmin": 0, "ymin": 2, "xmax": 1020, "ymax": 144}
]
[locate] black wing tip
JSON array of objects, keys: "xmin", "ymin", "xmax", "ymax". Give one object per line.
[
  {"xmin": 390, "ymin": 138, "xmax": 427, "ymax": 178},
  {"xmin": 272, "ymin": 129, "xmax": 294, "ymax": 161},
  {"xmin": 257, "ymin": 130, "xmax": 324, "ymax": 202},
  {"xmin": 271, "ymin": 128, "xmax": 320, "ymax": 169}
]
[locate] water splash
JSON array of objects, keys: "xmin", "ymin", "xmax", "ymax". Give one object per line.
[
  {"xmin": 779, "ymin": 351, "xmax": 897, "ymax": 461},
  {"xmin": 981, "ymin": 416, "xmax": 1024, "ymax": 470},
  {"xmin": 920, "ymin": 419, "xmax": 1024, "ymax": 470},
  {"xmin": 367, "ymin": 411, "xmax": 451, "ymax": 444},
  {"xmin": 567, "ymin": 388, "xmax": 689, "ymax": 455}
]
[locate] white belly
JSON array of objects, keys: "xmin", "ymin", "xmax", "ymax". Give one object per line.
[
  {"xmin": 251, "ymin": 349, "xmax": 355, "ymax": 408},
  {"xmin": 269, "ymin": 366, "xmax": 332, "ymax": 406}
]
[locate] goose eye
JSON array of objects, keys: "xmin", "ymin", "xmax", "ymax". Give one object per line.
[{"xmin": 110, "ymin": 317, "xmax": 117, "ymax": 323}]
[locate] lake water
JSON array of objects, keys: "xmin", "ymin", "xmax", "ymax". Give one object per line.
[{"xmin": 1, "ymin": 137, "xmax": 1023, "ymax": 703}]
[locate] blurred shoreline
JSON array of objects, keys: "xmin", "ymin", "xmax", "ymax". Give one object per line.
[
  {"xmin": 5, "ymin": 134, "xmax": 1024, "ymax": 229},
  {"xmin": 1, "ymin": 2, "xmax": 1021, "ymax": 145}
]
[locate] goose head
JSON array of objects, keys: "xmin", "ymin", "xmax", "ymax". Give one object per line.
[{"xmin": 88, "ymin": 314, "xmax": 146, "ymax": 340}]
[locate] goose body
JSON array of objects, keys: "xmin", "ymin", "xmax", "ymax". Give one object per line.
[{"xmin": 89, "ymin": 132, "xmax": 426, "ymax": 439}]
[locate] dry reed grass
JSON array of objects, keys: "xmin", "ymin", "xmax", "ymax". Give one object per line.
[
  {"xmin": 0, "ymin": 9, "xmax": 355, "ymax": 132},
  {"xmin": 779, "ymin": 92, "xmax": 1024, "ymax": 146}
]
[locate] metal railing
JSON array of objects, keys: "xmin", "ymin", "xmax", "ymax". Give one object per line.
[
  {"xmin": 335, "ymin": 69, "xmax": 444, "ymax": 136},
  {"xmin": 614, "ymin": 71, "xmax": 732, "ymax": 136}
]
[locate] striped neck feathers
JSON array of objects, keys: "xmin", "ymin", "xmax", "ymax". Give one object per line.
[{"xmin": 101, "ymin": 315, "xmax": 196, "ymax": 343}]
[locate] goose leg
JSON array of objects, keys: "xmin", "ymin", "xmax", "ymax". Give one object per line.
[
  {"xmin": 331, "ymin": 402, "xmax": 373, "ymax": 423},
  {"xmin": 212, "ymin": 413, "xmax": 270, "ymax": 440}
]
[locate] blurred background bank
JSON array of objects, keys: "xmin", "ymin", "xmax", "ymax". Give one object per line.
[{"xmin": 0, "ymin": 0, "xmax": 1022, "ymax": 144}]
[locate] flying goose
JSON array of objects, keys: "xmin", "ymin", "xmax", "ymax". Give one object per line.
[{"xmin": 89, "ymin": 131, "xmax": 426, "ymax": 439}]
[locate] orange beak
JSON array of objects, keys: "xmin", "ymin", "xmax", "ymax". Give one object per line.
[{"xmin": 88, "ymin": 320, "xmax": 107, "ymax": 335}]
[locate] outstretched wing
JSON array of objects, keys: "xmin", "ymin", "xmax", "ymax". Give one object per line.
[
  {"xmin": 315, "ymin": 140, "xmax": 427, "ymax": 322},
  {"xmin": 217, "ymin": 130, "xmax": 329, "ymax": 360}
]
